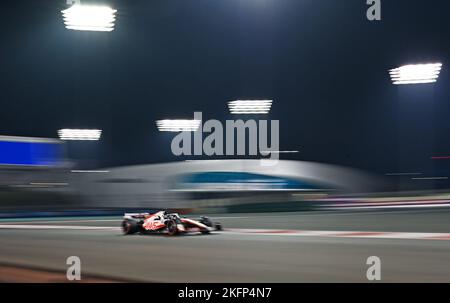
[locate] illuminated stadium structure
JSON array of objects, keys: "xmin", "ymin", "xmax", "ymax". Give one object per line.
[
  {"xmin": 0, "ymin": 135, "xmax": 380, "ymax": 212},
  {"xmin": 73, "ymin": 160, "xmax": 380, "ymax": 210}
]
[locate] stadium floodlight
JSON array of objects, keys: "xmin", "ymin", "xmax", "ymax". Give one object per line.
[
  {"xmin": 57, "ymin": 129, "xmax": 102, "ymax": 141},
  {"xmin": 389, "ymin": 63, "xmax": 442, "ymax": 85},
  {"xmin": 228, "ymin": 100, "xmax": 273, "ymax": 114},
  {"xmin": 62, "ymin": 4, "xmax": 117, "ymax": 32},
  {"xmin": 156, "ymin": 120, "xmax": 201, "ymax": 132}
]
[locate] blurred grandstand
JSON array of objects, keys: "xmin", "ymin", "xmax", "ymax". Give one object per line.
[{"xmin": 0, "ymin": 135, "xmax": 385, "ymax": 215}]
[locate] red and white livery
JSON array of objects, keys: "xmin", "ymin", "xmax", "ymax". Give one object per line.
[{"xmin": 121, "ymin": 210, "xmax": 222, "ymax": 236}]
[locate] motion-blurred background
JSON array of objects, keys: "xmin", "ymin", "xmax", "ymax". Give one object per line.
[{"xmin": 1, "ymin": 0, "xmax": 450, "ymax": 282}]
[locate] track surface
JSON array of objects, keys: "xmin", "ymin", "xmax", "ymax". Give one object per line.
[{"xmin": 1, "ymin": 209, "xmax": 450, "ymax": 282}]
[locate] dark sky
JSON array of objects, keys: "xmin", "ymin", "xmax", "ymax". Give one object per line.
[{"xmin": 1, "ymin": 0, "xmax": 450, "ymax": 175}]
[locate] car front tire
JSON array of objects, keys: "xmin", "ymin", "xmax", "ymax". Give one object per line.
[{"xmin": 122, "ymin": 219, "xmax": 139, "ymax": 235}]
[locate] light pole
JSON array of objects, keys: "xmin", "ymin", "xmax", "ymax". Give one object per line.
[{"xmin": 389, "ymin": 63, "xmax": 443, "ymax": 190}]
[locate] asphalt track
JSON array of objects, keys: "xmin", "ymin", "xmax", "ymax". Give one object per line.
[{"xmin": 1, "ymin": 208, "xmax": 450, "ymax": 282}]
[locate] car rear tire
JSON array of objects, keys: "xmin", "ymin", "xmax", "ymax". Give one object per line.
[
  {"xmin": 122, "ymin": 219, "xmax": 138, "ymax": 235},
  {"xmin": 167, "ymin": 220, "xmax": 178, "ymax": 236}
]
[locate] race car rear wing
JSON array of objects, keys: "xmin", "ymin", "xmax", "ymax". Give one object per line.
[{"xmin": 123, "ymin": 213, "xmax": 149, "ymax": 220}]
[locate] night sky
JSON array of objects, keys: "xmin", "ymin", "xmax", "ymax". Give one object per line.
[{"xmin": 1, "ymin": 0, "xmax": 450, "ymax": 175}]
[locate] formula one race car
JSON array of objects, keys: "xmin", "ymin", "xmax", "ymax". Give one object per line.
[{"xmin": 121, "ymin": 210, "xmax": 222, "ymax": 236}]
